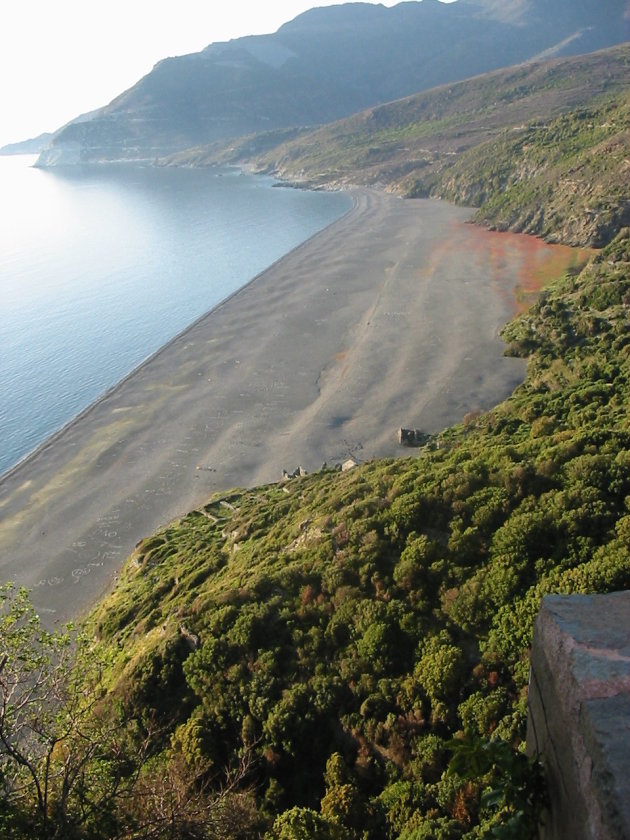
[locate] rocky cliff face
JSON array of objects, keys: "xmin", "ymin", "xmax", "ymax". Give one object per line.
[
  {"xmin": 37, "ymin": 0, "xmax": 630, "ymax": 166},
  {"xmin": 436, "ymin": 94, "xmax": 630, "ymax": 247}
]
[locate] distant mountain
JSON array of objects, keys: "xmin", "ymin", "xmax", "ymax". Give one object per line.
[
  {"xmin": 37, "ymin": 0, "xmax": 630, "ymax": 166},
  {"xmin": 163, "ymin": 43, "xmax": 630, "ymax": 248},
  {"xmin": 0, "ymin": 132, "xmax": 53, "ymax": 156}
]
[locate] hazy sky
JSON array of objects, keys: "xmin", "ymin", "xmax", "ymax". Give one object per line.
[{"xmin": 0, "ymin": 0, "xmax": 457, "ymax": 148}]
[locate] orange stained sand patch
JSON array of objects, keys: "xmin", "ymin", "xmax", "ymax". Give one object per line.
[
  {"xmin": 513, "ymin": 243, "xmax": 593, "ymax": 313},
  {"xmin": 459, "ymin": 223, "xmax": 593, "ymax": 314},
  {"xmin": 333, "ymin": 349, "xmax": 349, "ymax": 379}
]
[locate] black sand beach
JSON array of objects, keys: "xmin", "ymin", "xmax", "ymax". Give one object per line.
[{"xmin": 0, "ymin": 190, "xmax": 567, "ymax": 623}]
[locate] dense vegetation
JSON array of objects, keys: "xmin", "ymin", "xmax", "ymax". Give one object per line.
[
  {"xmin": 91, "ymin": 233, "xmax": 630, "ymax": 838},
  {"xmin": 3, "ymin": 41, "xmax": 630, "ymax": 840}
]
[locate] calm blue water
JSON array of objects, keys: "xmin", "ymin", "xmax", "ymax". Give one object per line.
[{"xmin": 0, "ymin": 156, "xmax": 351, "ymax": 475}]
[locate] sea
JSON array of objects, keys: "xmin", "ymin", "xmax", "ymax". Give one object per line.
[{"xmin": 0, "ymin": 156, "xmax": 351, "ymax": 476}]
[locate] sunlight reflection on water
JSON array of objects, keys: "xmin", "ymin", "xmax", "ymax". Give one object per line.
[{"xmin": 0, "ymin": 157, "xmax": 350, "ymax": 474}]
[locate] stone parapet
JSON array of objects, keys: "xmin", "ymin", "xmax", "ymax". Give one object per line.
[{"xmin": 527, "ymin": 591, "xmax": 630, "ymax": 839}]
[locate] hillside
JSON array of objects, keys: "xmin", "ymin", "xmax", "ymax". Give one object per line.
[
  {"xmin": 163, "ymin": 44, "xmax": 630, "ymax": 178},
  {"xmin": 436, "ymin": 95, "xmax": 630, "ymax": 246},
  {"xmin": 73, "ymin": 229, "xmax": 630, "ymax": 838},
  {"xmin": 37, "ymin": 0, "xmax": 630, "ymax": 165}
]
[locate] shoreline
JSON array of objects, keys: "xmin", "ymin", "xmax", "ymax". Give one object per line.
[
  {"xmin": 0, "ymin": 189, "xmax": 573, "ymax": 624},
  {"xmin": 0, "ymin": 192, "xmax": 358, "ymax": 488}
]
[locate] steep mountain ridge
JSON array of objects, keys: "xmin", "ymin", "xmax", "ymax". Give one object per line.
[{"xmin": 37, "ymin": 0, "xmax": 630, "ymax": 165}]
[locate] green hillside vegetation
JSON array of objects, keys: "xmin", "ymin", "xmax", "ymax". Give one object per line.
[
  {"xmin": 3, "ymin": 229, "xmax": 627, "ymax": 837},
  {"xmin": 255, "ymin": 49, "xmax": 630, "ymax": 192},
  {"xmin": 89, "ymin": 234, "xmax": 630, "ymax": 839}
]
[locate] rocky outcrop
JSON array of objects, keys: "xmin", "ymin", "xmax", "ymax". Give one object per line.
[
  {"xmin": 35, "ymin": 142, "xmax": 83, "ymax": 167},
  {"xmin": 435, "ymin": 93, "xmax": 630, "ymax": 248}
]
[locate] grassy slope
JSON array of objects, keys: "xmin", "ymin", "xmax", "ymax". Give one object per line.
[
  {"xmin": 254, "ymin": 48, "xmax": 630, "ymax": 191},
  {"xmin": 435, "ymin": 94, "xmax": 630, "ymax": 246}
]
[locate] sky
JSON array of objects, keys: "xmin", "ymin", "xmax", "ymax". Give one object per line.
[{"xmin": 0, "ymin": 0, "xmax": 457, "ymax": 148}]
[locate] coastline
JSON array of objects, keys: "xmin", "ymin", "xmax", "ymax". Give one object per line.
[
  {"xmin": 0, "ymin": 191, "xmax": 357, "ymax": 487},
  {"xmin": 0, "ymin": 189, "xmax": 570, "ymax": 624}
]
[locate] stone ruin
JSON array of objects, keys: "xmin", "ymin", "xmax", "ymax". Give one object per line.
[{"xmin": 397, "ymin": 428, "xmax": 428, "ymax": 447}]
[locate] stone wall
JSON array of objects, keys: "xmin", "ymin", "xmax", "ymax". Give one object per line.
[{"xmin": 527, "ymin": 591, "xmax": 630, "ymax": 839}]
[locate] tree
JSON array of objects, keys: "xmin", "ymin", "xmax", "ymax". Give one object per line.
[
  {"xmin": 268, "ymin": 806, "xmax": 347, "ymax": 839},
  {"xmin": 0, "ymin": 584, "xmax": 261, "ymax": 839},
  {"xmin": 0, "ymin": 583, "xmax": 93, "ymax": 837}
]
